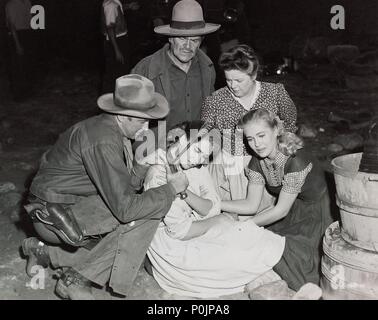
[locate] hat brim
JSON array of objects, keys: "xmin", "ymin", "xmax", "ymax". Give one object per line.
[
  {"xmin": 154, "ymin": 23, "xmax": 220, "ymax": 37},
  {"xmin": 97, "ymin": 92, "xmax": 169, "ymax": 119}
]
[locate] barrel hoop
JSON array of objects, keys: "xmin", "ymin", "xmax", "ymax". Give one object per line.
[
  {"xmin": 323, "ymin": 238, "xmax": 378, "ymax": 273},
  {"xmin": 340, "ymin": 229, "xmax": 378, "ymax": 253},
  {"xmin": 321, "ymin": 261, "xmax": 378, "ymax": 298},
  {"xmin": 336, "ymin": 195, "xmax": 378, "ymax": 216}
]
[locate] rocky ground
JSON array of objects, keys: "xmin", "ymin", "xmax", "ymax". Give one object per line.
[{"xmin": 0, "ymin": 57, "xmax": 376, "ymax": 300}]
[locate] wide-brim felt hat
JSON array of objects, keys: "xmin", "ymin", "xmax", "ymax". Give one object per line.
[
  {"xmin": 97, "ymin": 74, "xmax": 169, "ymax": 119},
  {"xmin": 154, "ymin": 0, "xmax": 220, "ymax": 37}
]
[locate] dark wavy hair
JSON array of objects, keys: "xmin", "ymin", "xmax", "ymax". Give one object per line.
[
  {"xmin": 219, "ymin": 44, "xmax": 260, "ymax": 77},
  {"xmin": 238, "ymin": 108, "xmax": 304, "ymax": 156},
  {"xmin": 167, "ymin": 121, "xmax": 216, "ymax": 166},
  {"xmin": 168, "ymin": 120, "xmax": 205, "ymax": 143}
]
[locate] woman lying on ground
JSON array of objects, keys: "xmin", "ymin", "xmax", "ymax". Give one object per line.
[
  {"xmin": 143, "ymin": 121, "xmax": 285, "ymax": 298},
  {"xmin": 221, "ymin": 108, "xmax": 333, "ymax": 291}
]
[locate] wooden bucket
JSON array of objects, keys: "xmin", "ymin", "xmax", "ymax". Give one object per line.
[
  {"xmin": 321, "ymin": 222, "xmax": 378, "ymax": 300},
  {"xmin": 331, "ymin": 153, "xmax": 378, "ymax": 252}
]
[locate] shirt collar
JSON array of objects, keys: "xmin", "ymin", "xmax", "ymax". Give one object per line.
[{"xmin": 262, "ymin": 149, "xmax": 288, "ymax": 168}]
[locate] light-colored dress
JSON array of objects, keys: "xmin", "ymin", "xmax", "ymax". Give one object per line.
[{"xmin": 144, "ymin": 165, "xmax": 285, "ymax": 298}]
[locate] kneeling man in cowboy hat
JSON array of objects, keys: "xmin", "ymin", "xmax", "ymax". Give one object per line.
[
  {"xmin": 132, "ymin": 0, "xmax": 220, "ymax": 132},
  {"xmin": 21, "ymin": 74, "xmax": 189, "ymax": 299}
]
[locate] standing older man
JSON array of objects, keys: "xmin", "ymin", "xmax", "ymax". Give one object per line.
[
  {"xmin": 132, "ymin": 0, "xmax": 220, "ymax": 133},
  {"xmin": 21, "ymin": 74, "xmax": 189, "ymax": 299}
]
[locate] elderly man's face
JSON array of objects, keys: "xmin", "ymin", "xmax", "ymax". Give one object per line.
[
  {"xmin": 168, "ymin": 36, "xmax": 203, "ymax": 64},
  {"xmin": 117, "ymin": 116, "xmax": 149, "ymax": 139}
]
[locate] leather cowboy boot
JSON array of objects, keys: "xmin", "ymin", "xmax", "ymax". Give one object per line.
[
  {"xmin": 21, "ymin": 237, "xmax": 50, "ymax": 277},
  {"xmin": 55, "ymin": 268, "xmax": 95, "ymax": 300}
]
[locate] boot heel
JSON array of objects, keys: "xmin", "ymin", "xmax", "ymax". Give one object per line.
[
  {"xmin": 21, "ymin": 239, "xmax": 30, "ymax": 256},
  {"xmin": 55, "ymin": 280, "xmax": 69, "ymax": 300},
  {"xmin": 55, "ymin": 268, "xmax": 95, "ymax": 300}
]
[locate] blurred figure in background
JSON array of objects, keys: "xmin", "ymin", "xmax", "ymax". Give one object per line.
[{"xmin": 100, "ymin": 0, "xmax": 140, "ymax": 94}]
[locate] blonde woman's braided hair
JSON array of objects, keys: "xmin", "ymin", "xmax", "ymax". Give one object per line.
[{"xmin": 238, "ymin": 108, "xmax": 303, "ymax": 156}]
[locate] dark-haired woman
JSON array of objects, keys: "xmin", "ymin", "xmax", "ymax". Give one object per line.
[
  {"xmin": 222, "ymin": 109, "xmax": 333, "ymax": 290},
  {"xmin": 201, "ymin": 44, "xmax": 297, "ymax": 204}
]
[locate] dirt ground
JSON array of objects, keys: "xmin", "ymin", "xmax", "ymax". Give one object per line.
[{"xmin": 0, "ymin": 63, "xmax": 376, "ymax": 300}]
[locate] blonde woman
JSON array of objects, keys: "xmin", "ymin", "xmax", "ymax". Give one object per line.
[{"xmin": 222, "ymin": 108, "xmax": 333, "ymax": 291}]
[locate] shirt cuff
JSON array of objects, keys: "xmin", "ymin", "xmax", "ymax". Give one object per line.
[
  {"xmin": 166, "ymin": 182, "xmax": 178, "ymax": 198},
  {"xmin": 132, "ymin": 162, "xmax": 149, "ymax": 180}
]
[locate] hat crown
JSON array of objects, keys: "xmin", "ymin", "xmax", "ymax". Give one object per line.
[
  {"xmin": 114, "ymin": 74, "xmax": 156, "ymax": 111},
  {"xmin": 172, "ymin": 0, "xmax": 204, "ymax": 23},
  {"xmin": 97, "ymin": 74, "xmax": 169, "ymax": 119},
  {"xmin": 153, "ymin": 0, "xmax": 220, "ymax": 37}
]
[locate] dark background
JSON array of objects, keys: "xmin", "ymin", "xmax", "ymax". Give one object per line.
[
  {"xmin": 0, "ymin": 0, "xmax": 377, "ymax": 300},
  {"xmin": 1, "ymin": 0, "xmax": 377, "ymax": 74}
]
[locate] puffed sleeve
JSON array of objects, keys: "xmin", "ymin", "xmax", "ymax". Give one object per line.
[
  {"xmin": 245, "ymin": 157, "xmax": 265, "ymax": 185},
  {"xmin": 245, "ymin": 168, "xmax": 265, "ymax": 185},
  {"xmin": 276, "ymin": 83, "xmax": 298, "ymax": 133},
  {"xmin": 282, "ymin": 153, "xmax": 313, "ymax": 194}
]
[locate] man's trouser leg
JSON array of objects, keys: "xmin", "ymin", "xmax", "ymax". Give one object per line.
[
  {"xmin": 48, "ymin": 227, "xmax": 120, "ymax": 288},
  {"xmin": 33, "ymin": 194, "xmax": 120, "ymax": 287}
]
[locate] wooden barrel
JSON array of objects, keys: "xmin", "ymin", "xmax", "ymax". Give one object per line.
[
  {"xmin": 331, "ymin": 153, "xmax": 378, "ymax": 252},
  {"xmin": 321, "ymin": 222, "xmax": 378, "ymax": 300}
]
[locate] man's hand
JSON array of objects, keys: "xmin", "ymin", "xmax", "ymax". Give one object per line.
[
  {"xmin": 135, "ymin": 148, "xmax": 167, "ymax": 166},
  {"xmin": 167, "ymin": 171, "xmax": 189, "ymax": 195}
]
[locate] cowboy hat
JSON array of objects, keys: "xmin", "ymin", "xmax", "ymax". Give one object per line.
[
  {"xmin": 97, "ymin": 74, "xmax": 169, "ymax": 119},
  {"xmin": 154, "ymin": 0, "xmax": 220, "ymax": 37}
]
